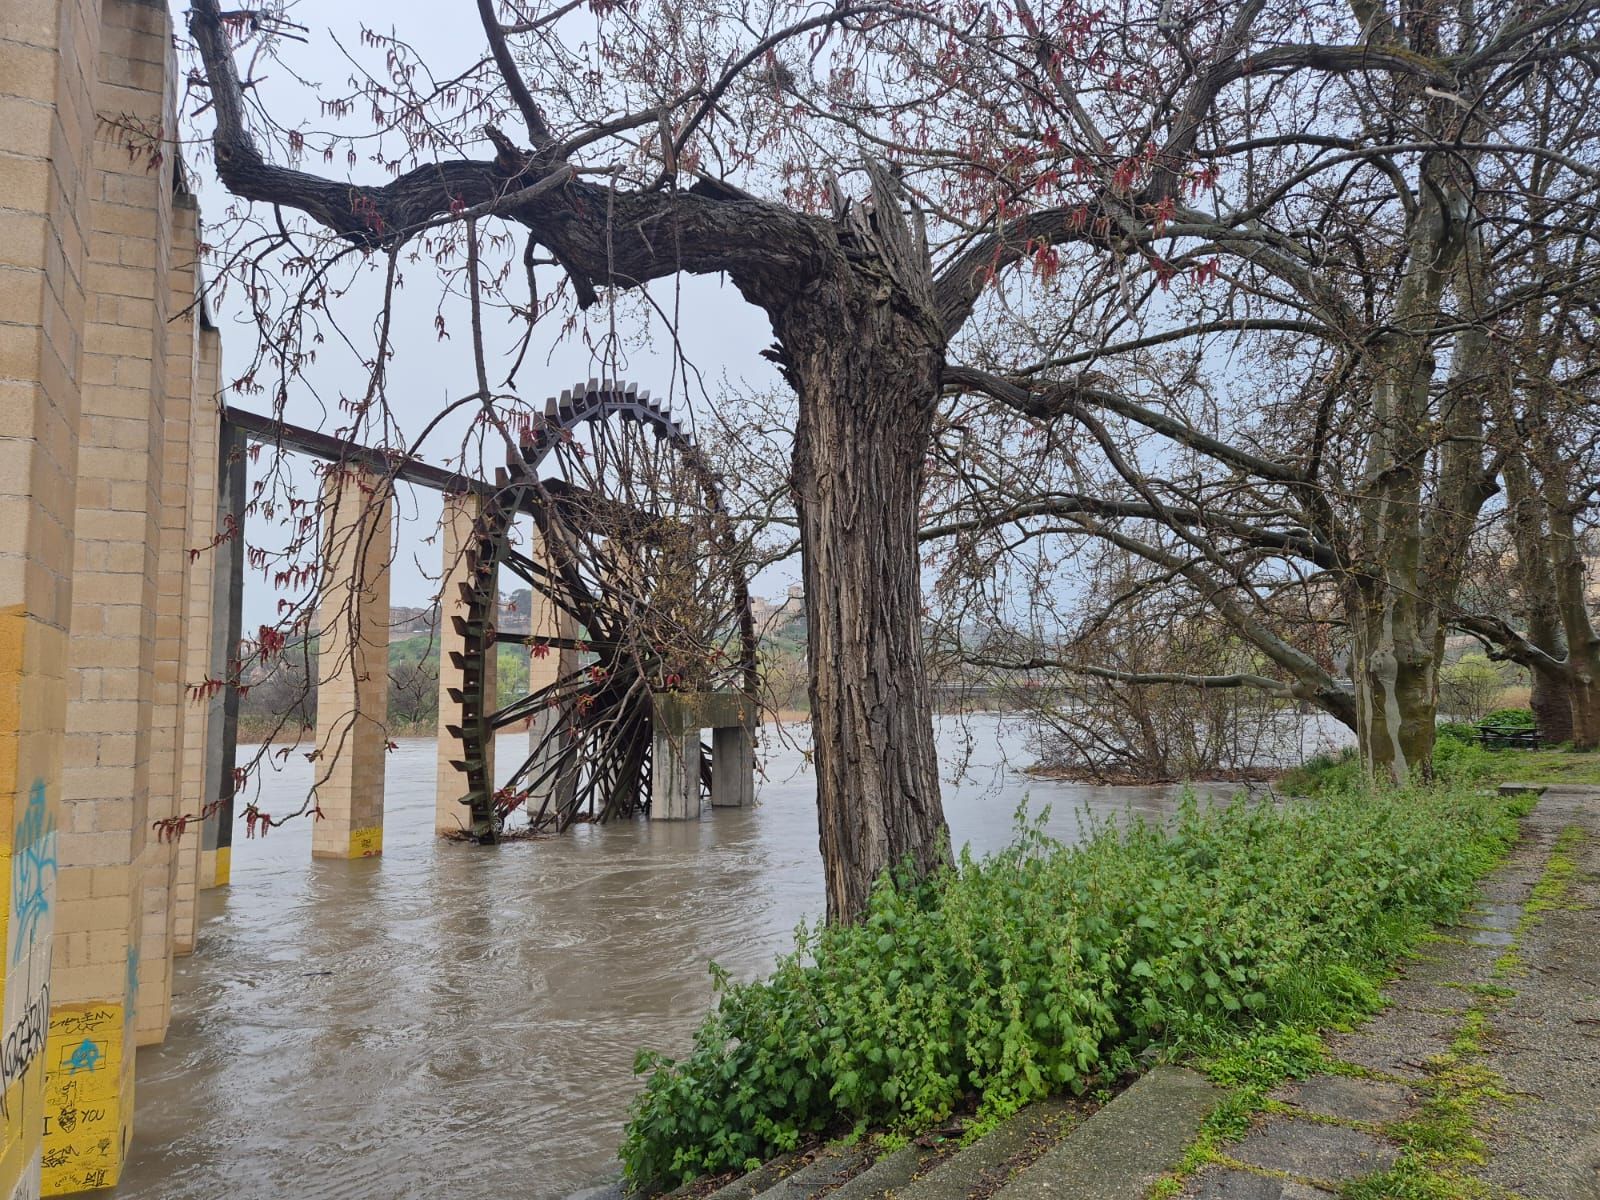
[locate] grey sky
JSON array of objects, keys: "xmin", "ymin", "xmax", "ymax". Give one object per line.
[{"xmin": 171, "ymin": 0, "xmax": 796, "ymax": 627}]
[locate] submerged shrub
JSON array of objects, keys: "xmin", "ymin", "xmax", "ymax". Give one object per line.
[
  {"xmin": 620, "ymin": 786, "xmax": 1523, "ymax": 1189},
  {"xmin": 1275, "ymin": 745, "xmax": 1360, "ymax": 795}
]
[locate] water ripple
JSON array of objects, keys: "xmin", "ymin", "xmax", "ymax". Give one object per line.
[{"xmin": 113, "ymin": 714, "xmax": 1253, "ymax": 1200}]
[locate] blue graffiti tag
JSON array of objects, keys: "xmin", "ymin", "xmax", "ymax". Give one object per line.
[
  {"xmin": 12, "ymin": 778, "xmax": 58, "ymax": 962},
  {"xmin": 65, "ymin": 1038, "xmax": 101, "ymax": 1075}
]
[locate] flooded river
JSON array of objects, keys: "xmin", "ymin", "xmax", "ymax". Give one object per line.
[{"xmin": 112, "ymin": 715, "xmax": 1248, "ymax": 1200}]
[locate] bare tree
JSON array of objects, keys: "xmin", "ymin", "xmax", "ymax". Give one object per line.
[
  {"xmin": 929, "ymin": 0, "xmax": 1600, "ymax": 781},
  {"xmin": 178, "ymin": 0, "xmax": 1600, "ymax": 911}
]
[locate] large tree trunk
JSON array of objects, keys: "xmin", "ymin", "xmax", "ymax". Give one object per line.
[
  {"xmin": 1502, "ymin": 448, "xmax": 1575, "ymax": 743},
  {"xmin": 1349, "ymin": 179, "xmax": 1480, "ymax": 784},
  {"xmin": 1530, "ymin": 660, "xmax": 1576, "ymax": 745},
  {"xmin": 781, "ymin": 290, "xmax": 949, "ymax": 921},
  {"xmin": 1349, "ymin": 579, "xmax": 1440, "ymax": 782},
  {"xmin": 1547, "ymin": 491, "xmax": 1600, "ymax": 750}
]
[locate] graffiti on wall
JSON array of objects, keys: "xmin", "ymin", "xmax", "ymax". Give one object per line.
[
  {"xmin": 0, "ymin": 982, "xmax": 48, "ymax": 1119},
  {"xmin": 40, "ymin": 1004, "xmax": 125, "ymax": 1196},
  {"xmin": 4, "ymin": 606, "xmax": 61, "ymax": 1200},
  {"xmin": 11, "ymin": 781, "xmax": 55, "ymax": 963}
]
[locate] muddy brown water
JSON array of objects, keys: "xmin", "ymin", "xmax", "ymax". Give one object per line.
[{"xmin": 112, "ymin": 715, "xmax": 1241, "ymax": 1200}]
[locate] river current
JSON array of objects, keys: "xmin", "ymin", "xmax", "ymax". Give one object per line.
[{"xmin": 111, "ymin": 714, "xmax": 1313, "ymax": 1200}]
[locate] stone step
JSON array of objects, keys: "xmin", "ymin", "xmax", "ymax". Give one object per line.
[
  {"xmin": 991, "ymin": 1067, "xmax": 1219, "ymax": 1200},
  {"xmin": 697, "ymin": 1152, "xmax": 803, "ymax": 1200},
  {"xmin": 748, "ymin": 1143, "xmax": 872, "ymax": 1198},
  {"xmin": 630, "ymin": 1066, "xmax": 1215, "ymax": 1200},
  {"xmin": 891, "ymin": 1096, "xmax": 1081, "ymax": 1200},
  {"xmin": 826, "ymin": 1138, "xmax": 952, "ymax": 1199}
]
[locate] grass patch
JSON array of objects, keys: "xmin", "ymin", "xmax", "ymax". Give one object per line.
[
  {"xmin": 619, "ymin": 785, "xmax": 1526, "ymax": 1190},
  {"xmin": 1523, "ymin": 826, "xmax": 1585, "ymax": 920},
  {"xmin": 1280, "ymin": 726, "xmax": 1600, "ymax": 795},
  {"xmin": 1340, "ymin": 1015, "xmax": 1512, "ymax": 1200},
  {"xmin": 1486, "ymin": 748, "xmax": 1600, "ymax": 787}
]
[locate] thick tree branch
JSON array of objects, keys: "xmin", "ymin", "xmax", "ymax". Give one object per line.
[
  {"xmin": 187, "ymin": 0, "xmax": 832, "ymax": 309},
  {"xmin": 475, "ymin": 0, "xmax": 556, "ymax": 149},
  {"xmin": 920, "ymin": 494, "xmax": 1337, "ymax": 568},
  {"xmin": 946, "ymin": 364, "xmax": 1306, "ymax": 485},
  {"xmin": 965, "ymin": 653, "xmax": 1298, "ymax": 697}
]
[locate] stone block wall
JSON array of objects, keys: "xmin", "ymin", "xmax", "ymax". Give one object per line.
[
  {"xmin": 0, "ymin": 0, "xmax": 104, "ymax": 1196},
  {"xmin": 2, "ymin": 0, "xmax": 238, "ymax": 1193},
  {"xmin": 173, "ymin": 315, "xmax": 224, "ymax": 955},
  {"xmin": 45, "ymin": 0, "xmax": 178, "ymax": 1188}
]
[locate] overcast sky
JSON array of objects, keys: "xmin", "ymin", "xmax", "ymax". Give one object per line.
[{"xmin": 172, "ymin": 0, "xmax": 797, "ymax": 629}]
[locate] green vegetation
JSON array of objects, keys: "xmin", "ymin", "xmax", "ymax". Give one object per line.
[
  {"xmin": 238, "ymin": 634, "xmax": 532, "ymax": 739},
  {"xmin": 1438, "ymin": 655, "xmax": 1516, "ymax": 724},
  {"xmin": 1343, "ymin": 1017, "xmax": 1510, "ymax": 1200},
  {"xmin": 1279, "ymin": 720, "xmax": 1600, "ymax": 795},
  {"xmin": 1489, "ymin": 748, "xmax": 1600, "ymax": 786},
  {"xmin": 619, "ymin": 784, "xmax": 1527, "ymax": 1190},
  {"xmin": 1480, "ymin": 706, "xmax": 1535, "ymax": 730}
]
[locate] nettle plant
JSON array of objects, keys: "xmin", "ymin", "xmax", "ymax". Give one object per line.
[{"xmin": 619, "ymin": 785, "xmax": 1524, "ymax": 1187}]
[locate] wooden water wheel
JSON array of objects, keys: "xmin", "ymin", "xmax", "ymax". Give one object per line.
[{"xmin": 445, "ymin": 380, "xmax": 757, "ymax": 841}]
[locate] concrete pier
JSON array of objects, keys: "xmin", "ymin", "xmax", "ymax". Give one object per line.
[
  {"xmin": 651, "ymin": 693, "xmax": 756, "ymax": 819},
  {"xmin": 0, "ymin": 0, "xmax": 102, "ymax": 1189},
  {"xmin": 650, "ymin": 728, "xmax": 702, "ymax": 820},
  {"xmin": 31, "ymin": 0, "xmax": 191, "ymax": 1188},
  {"xmin": 711, "ymin": 724, "xmax": 756, "ymax": 808},
  {"xmin": 311, "ymin": 468, "xmax": 392, "ymax": 859},
  {"xmin": 173, "ymin": 326, "xmax": 228, "ymax": 952}
]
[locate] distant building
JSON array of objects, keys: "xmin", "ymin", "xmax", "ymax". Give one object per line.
[
  {"xmin": 751, "ymin": 586, "xmax": 805, "ymax": 639},
  {"xmin": 390, "ymin": 605, "xmax": 438, "ymax": 636}
]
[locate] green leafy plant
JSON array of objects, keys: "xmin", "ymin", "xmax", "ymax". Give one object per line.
[{"xmin": 619, "ymin": 786, "xmax": 1524, "ymax": 1189}]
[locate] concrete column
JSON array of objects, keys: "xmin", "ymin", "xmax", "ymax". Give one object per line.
[
  {"xmin": 135, "ymin": 188, "xmax": 202, "ymax": 1040},
  {"xmin": 435, "ymin": 493, "xmax": 494, "ymax": 835},
  {"xmin": 0, "ymin": 0, "xmax": 102, "ymax": 1194},
  {"xmin": 652, "ymin": 693, "xmax": 754, "ymax": 819},
  {"xmin": 710, "ymin": 724, "xmax": 755, "ymax": 808},
  {"xmin": 199, "ymin": 414, "xmax": 242, "ymax": 889},
  {"xmin": 173, "ymin": 322, "xmax": 223, "ymax": 951},
  {"xmin": 312, "ymin": 467, "xmax": 392, "ymax": 859},
  {"xmin": 527, "ymin": 534, "xmax": 576, "ymax": 820},
  {"xmin": 649, "ymin": 729, "xmax": 700, "ymax": 820},
  {"xmin": 45, "ymin": 0, "xmax": 176, "ymax": 1190}
]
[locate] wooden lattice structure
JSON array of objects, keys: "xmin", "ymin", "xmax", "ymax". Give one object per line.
[{"xmin": 445, "ymin": 381, "xmax": 758, "ymax": 841}]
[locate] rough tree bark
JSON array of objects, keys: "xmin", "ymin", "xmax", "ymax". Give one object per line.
[
  {"xmin": 1503, "ymin": 450, "xmax": 1575, "ymax": 744},
  {"xmin": 783, "ymin": 301, "xmax": 948, "ymax": 919},
  {"xmin": 771, "ymin": 175, "xmax": 952, "ymax": 920},
  {"xmin": 1348, "ymin": 151, "xmax": 1474, "ymax": 783},
  {"xmin": 1543, "ymin": 467, "xmax": 1600, "ymax": 750}
]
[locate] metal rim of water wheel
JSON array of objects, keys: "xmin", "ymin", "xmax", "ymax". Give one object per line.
[{"xmin": 445, "ymin": 380, "xmax": 758, "ymax": 842}]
